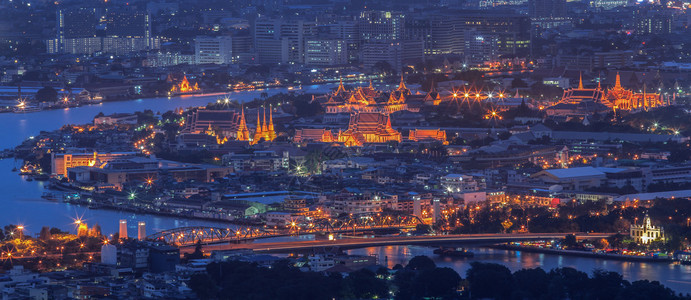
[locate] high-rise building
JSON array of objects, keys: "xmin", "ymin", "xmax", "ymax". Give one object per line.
[
  {"xmin": 456, "ymin": 11, "xmax": 531, "ymax": 56},
  {"xmin": 359, "ymin": 11, "xmax": 405, "ymax": 43},
  {"xmin": 305, "ymin": 39, "xmax": 348, "ymax": 66},
  {"xmin": 195, "ymin": 36, "xmax": 234, "ymax": 64},
  {"xmin": 254, "ymin": 18, "xmax": 316, "ymax": 64},
  {"xmin": 325, "ymin": 20, "xmax": 360, "ymax": 63},
  {"xmin": 52, "ymin": 6, "xmax": 157, "ymax": 55},
  {"xmin": 432, "ymin": 199, "xmax": 441, "ymax": 222},
  {"xmin": 119, "ymin": 219, "xmax": 128, "ymax": 239},
  {"xmin": 634, "ymin": 7, "xmax": 673, "ymax": 35},
  {"xmin": 138, "ymin": 222, "xmax": 146, "ymax": 240},
  {"xmin": 529, "ymin": 0, "xmax": 566, "ymax": 18},
  {"xmin": 57, "ymin": 8, "xmax": 98, "ymax": 41},
  {"xmin": 104, "ymin": 8, "xmax": 151, "ymax": 39},
  {"xmin": 464, "ymin": 29, "xmax": 500, "ymax": 65},
  {"xmin": 362, "ymin": 41, "xmax": 404, "ymax": 71}
]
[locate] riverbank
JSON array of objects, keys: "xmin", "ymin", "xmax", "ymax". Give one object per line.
[
  {"xmin": 67, "ymin": 200, "xmax": 261, "ymax": 228},
  {"xmin": 492, "ymin": 244, "xmax": 673, "ymax": 263},
  {"xmin": 0, "ymin": 79, "xmax": 359, "ymax": 116}
]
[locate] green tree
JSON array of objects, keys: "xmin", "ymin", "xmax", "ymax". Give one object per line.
[
  {"xmin": 466, "ymin": 262, "xmax": 513, "ymax": 299},
  {"xmin": 405, "ymin": 255, "xmax": 436, "ymax": 271},
  {"xmin": 35, "ymin": 86, "xmax": 58, "ymax": 102}
]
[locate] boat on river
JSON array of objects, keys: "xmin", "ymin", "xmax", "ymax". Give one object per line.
[{"xmin": 41, "ymin": 192, "xmax": 60, "ymax": 201}]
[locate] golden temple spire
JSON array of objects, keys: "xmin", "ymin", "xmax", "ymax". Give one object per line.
[
  {"xmin": 262, "ymin": 106, "xmax": 268, "ymax": 133},
  {"xmin": 256, "ymin": 108, "xmax": 262, "ymax": 134},
  {"xmin": 336, "ymin": 78, "xmax": 346, "ymax": 94},
  {"xmin": 398, "ymin": 74, "xmax": 407, "ymax": 91},
  {"xmin": 369, "ymin": 79, "xmax": 373, "ymax": 89},
  {"xmin": 578, "ymin": 72, "xmax": 584, "ymax": 89},
  {"xmin": 268, "ymin": 105, "xmax": 276, "ymax": 141},
  {"xmin": 615, "ymin": 72, "xmax": 621, "ymax": 89},
  {"xmin": 237, "ymin": 104, "xmax": 250, "ymax": 141}
]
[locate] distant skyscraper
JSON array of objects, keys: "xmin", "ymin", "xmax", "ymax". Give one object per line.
[
  {"xmin": 433, "ymin": 199, "xmax": 441, "ymax": 222},
  {"xmin": 254, "ymin": 18, "xmax": 316, "ymax": 64},
  {"xmin": 413, "ymin": 196, "xmax": 422, "ymax": 219},
  {"xmin": 51, "ymin": 6, "xmax": 157, "ymax": 55},
  {"xmin": 359, "ymin": 11, "xmax": 404, "ymax": 43},
  {"xmin": 119, "ymin": 219, "xmax": 128, "ymax": 239},
  {"xmin": 529, "ymin": 0, "xmax": 566, "ymax": 18},
  {"xmin": 305, "ymin": 39, "xmax": 348, "ymax": 66},
  {"xmin": 105, "ymin": 8, "xmax": 151, "ymax": 39},
  {"xmin": 57, "ymin": 8, "xmax": 98, "ymax": 44},
  {"xmin": 195, "ymin": 36, "xmax": 234, "ymax": 64}
]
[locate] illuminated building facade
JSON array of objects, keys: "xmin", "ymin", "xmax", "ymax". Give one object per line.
[
  {"xmin": 630, "ymin": 214, "xmax": 664, "ymax": 244},
  {"xmin": 408, "ymin": 129, "xmax": 448, "ymax": 145},
  {"xmin": 51, "ymin": 151, "xmax": 137, "ymax": 176},
  {"xmin": 337, "ymin": 112, "xmax": 402, "ymax": 147},
  {"xmin": 252, "ymin": 107, "xmax": 277, "ymax": 144},
  {"xmin": 321, "ymin": 78, "xmax": 411, "ymax": 114},
  {"xmin": 294, "ymin": 128, "xmax": 336, "ymax": 144},
  {"xmin": 546, "ymin": 74, "xmax": 610, "ymax": 116},
  {"xmin": 182, "ymin": 108, "xmax": 250, "ymax": 144},
  {"xmin": 605, "ymin": 72, "xmax": 665, "ymax": 110}
]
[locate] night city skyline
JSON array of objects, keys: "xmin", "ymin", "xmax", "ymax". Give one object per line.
[{"xmin": 0, "ymin": 0, "xmax": 690, "ymax": 298}]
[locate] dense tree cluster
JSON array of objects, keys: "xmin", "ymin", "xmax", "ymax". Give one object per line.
[
  {"xmin": 466, "ymin": 262, "xmax": 688, "ymax": 300},
  {"xmin": 188, "ymin": 256, "xmax": 688, "ymax": 300}
]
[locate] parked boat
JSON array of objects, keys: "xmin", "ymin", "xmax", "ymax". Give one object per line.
[
  {"xmin": 41, "ymin": 192, "xmax": 60, "ymax": 201},
  {"xmin": 34, "ymin": 174, "xmax": 50, "ymax": 181}
]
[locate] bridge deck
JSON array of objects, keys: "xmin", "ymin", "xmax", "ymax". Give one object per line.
[{"xmin": 180, "ymin": 233, "xmax": 615, "ymax": 254}]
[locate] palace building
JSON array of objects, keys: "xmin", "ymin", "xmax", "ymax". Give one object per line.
[
  {"xmin": 408, "ymin": 129, "xmax": 448, "ymax": 145},
  {"xmin": 548, "ymin": 73, "xmax": 667, "ymax": 116},
  {"xmin": 605, "ymin": 72, "xmax": 665, "ymax": 110},
  {"xmin": 316, "ymin": 76, "xmax": 443, "ymax": 116},
  {"xmin": 546, "ymin": 74, "xmax": 612, "ymax": 117},
  {"xmin": 294, "ymin": 128, "xmax": 336, "ymax": 144},
  {"xmin": 337, "ymin": 112, "xmax": 402, "ymax": 147}
]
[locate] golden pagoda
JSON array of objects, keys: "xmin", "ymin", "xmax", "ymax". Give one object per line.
[
  {"xmin": 251, "ymin": 106, "xmax": 276, "ymax": 144},
  {"xmin": 237, "ymin": 105, "xmax": 250, "ymax": 141}
]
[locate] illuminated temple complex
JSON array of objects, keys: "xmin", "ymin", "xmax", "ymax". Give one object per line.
[
  {"xmin": 547, "ymin": 73, "xmax": 666, "ymax": 116},
  {"xmin": 337, "ymin": 112, "xmax": 402, "ymax": 147},
  {"xmin": 181, "ymin": 107, "xmax": 276, "ymax": 145},
  {"xmin": 182, "ymin": 108, "xmax": 250, "ymax": 144},
  {"xmin": 605, "ymin": 72, "xmax": 667, "ymax": 110},
  {"xmin": 169, "ymin": 75, "xmax": 199, "ymax": 94},
  {"xmin": 317, "ymin": 76, "xmax": 441, "ymax": 115}
]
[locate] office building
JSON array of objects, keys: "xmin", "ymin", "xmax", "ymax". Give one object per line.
[
  {"xmin": 119, "ymin": 220, "xmax": 128, "ymax": 239},
  {"xmin": 359, "ymin": 11, "xmax": 404, "ymax": 42},
  {"xmin": 305, "ymin": 39, "xmax": 348, "ymax": 66},
  {"xmin": 254, "ymin": 18, "xmax": 316, "ymax": 64},
  {"xmin": 195, "ymin": 36, "xmax": 234, "ymax": 64}
]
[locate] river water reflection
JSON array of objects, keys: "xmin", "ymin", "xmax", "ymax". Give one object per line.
[{"xmin": 347, "ymin": 245, "xmax": 691, "ymax": 294}]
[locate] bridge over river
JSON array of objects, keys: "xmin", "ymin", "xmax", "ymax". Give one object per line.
[{"xmin": 177, "ymin": 233, "xmax": 615, "ymax": 254}]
